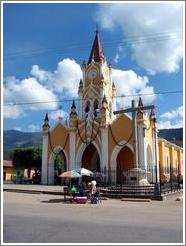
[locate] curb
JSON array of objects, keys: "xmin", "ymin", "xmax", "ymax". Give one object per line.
[
  {"xmin": 3, "ymin": 189, "xmax": 64, "ymax": 196},
  {"xmin": 120, "ymin": 198, "xmax": 151, "ymax": 202}
]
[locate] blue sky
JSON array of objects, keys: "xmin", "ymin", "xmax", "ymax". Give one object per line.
[{"xmin": 3, "ymin": 2, "xmax": 183, "ymax": 132}]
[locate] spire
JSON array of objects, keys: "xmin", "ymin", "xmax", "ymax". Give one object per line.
[
  {"xmin": 150, "ymin": 107, "xmax": 156, "ymax": 122},
  {"xmin": 112, "ymin": 82, "xmax": 116, "ymax": 90},
  {"xmin": 138, "ymin": 97, "xmax": 143, "ymax": 107},
  {"xmin": 44, "ymin": 113, "xmax": 49, "ymax": 122},
  {"xmin": 102, "ymin": 94, "xmax": 108, "ymax": 104},
  {"xmin": 88, "ymin": 30, "xmax": 105, "ymax": 64},
  {"xmin": 70, "ymin": 99, "xmax": 77, "ymax": 128},
  {"xmin": 71, "ymin": 99, "xmax": 76, "ymax": 109},
  {"xmin": 137, "ymin": 97, "xmax": 144, "ymax": 113},
  {"xmin": 43, "ymin": 113, "xmax": 50, "ymax": 130},
  {"xmin": 79, "ymin": 79, "xmax": 83, "ymax": 88}
]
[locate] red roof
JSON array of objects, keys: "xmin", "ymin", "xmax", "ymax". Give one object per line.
[
  {"xmin": 88, "ymin": 31, "xmax": 105, "ymax": 64},
  {"xmin": 3, "ymin": 160, "xmax": 13, "ymax": 167}
]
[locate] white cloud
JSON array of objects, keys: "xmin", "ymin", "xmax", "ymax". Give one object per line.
[
  {"xmin": 4, "ymin": 59, "xmax": 155, "ymax": 120},
  {"xmin": 114, "ymin": 45, "xmax": 123, "ymax": 63},
  {"xmin": 4, "ymin": 58, "xmax": 81, "ymax": 119},
  {"xmin": 28, "ymin": 124, "xmax": 40, "ymax": 132},
  {"xmin": 114, "ymin": 53, "xmax": 119, "ymax": 63},
  {"xmin": 3, "ymin": 104, "xmax": 25, "ymax": 119},
  {"xmin": 49, "ymin": 109, "xmax": 68, "ymax": 121},
  {"xmin": 160, "ymin": 106, "xmax": 183, "ymax": 119},
  {"xmin": 158, "ymin": 120, "xmax": 183, "ymax": 129},
  {"xmin": 31, "ymin": 58, "xmax": 82, "ymax": 97},
  {"xmin": 97, "ymin": 3, "xmax": 183, "ymax": 74},
  {"xmin": 112, "ymin": 68, "xmax": 156, "ymax": 108},
  {"xmin": 13, "ymin": 127, "xmax": 22, "ymax": 131},
  {"xmin": 31, "ymin": 65, "xmax": 52, "ymax": 82},
  {"xmin": 158, "ymin": 105, "xmax": 183, "ymax": 129},
  {"xmin": 53, "ymin": 59, "xmax": 82, "ymax": 96},
  {"xmin": 3, "ymin": 76, "xmax": 58, "ymax": 119}
]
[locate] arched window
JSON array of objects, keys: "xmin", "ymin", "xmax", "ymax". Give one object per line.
[
  {"xmin": 94, "ymin": 99, "xmax": 99, "ymax": 117},
  {"xmin": 85, "ymin": 101, "xmax": 90, "ymax": 114}
]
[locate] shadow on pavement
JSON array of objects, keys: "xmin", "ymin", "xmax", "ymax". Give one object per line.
[{"xmin": 40, "ymin": 199, "xmax": 71, "ymax": 204}]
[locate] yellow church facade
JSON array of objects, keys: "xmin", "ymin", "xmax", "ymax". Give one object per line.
[{"xmin": 41, "ymin": 31, "xmax": 183, "ymax": 185}]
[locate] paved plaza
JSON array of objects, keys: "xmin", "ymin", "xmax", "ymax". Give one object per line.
[{"xmin": 3, "ymin": 190, "xmax": 183, "ymax": 244}]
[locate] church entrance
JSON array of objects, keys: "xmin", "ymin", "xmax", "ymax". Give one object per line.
[
  {"xmin": 81, "ymin": 143, "xmax": 100, "ymax": 172},
  {"xmin": 116, "ymin": 146, "xmax": 133, "ymax": 184},
  {"xmin": 54, "ymin": 150, "xmax": 67, "ymax": 185}
]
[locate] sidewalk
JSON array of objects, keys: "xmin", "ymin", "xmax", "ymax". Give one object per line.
[
  {"xmin": 3, "ymin": 183, "xmax": 182, "ymax": 201},
  {"xmin": 3, "ymin": 183, "xmax": 65, "ymax": 195}
]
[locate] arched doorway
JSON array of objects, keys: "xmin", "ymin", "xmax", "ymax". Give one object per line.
[
  {"xmin": 81, "ymin": 143, "xmax": 100, "ymax": 172},
  {"xmin": 117, "ymin": 146, "xmax": 133, "ymax": 184},
  {"xmin": 54, "ymin": 150, "xmax": 67, "ymax": 185}
]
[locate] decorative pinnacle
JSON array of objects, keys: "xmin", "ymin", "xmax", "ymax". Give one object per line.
[
  {"xmin": 79, "ymin": 79, "xmax": 83, "ymax": 88},
  {"xmin": 150, "ymin": 108, "xmax": 156, "ymax": 122},
  {"xmin": 43, "ymin": 113, "xmax": 50, "ymax": 130},
  {"xmin": 102, "ymin": 94, "xmax": 108, "ymax": 104},
  {"xmin": 137, "ymin": 97, "xmax": 144, "ymax": 113},
  {"xmin": 112, "ymin": 82, "xmax": 116, "ymax": 89},
  {"xmin": 138, "ymin": 97, "xmax": 143, "ymax": 107},
  {"xmin": 71, "ymin": 99, "xmax": 76, "ymax": 109},
  {"xmin": 44, "ymin": 113, "xmax": 49, "ymax": 122}
]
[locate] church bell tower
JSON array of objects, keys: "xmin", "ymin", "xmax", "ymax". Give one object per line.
[{"xmin": 78, "ymin": 30, "xmax": 116, "ymax": 125}]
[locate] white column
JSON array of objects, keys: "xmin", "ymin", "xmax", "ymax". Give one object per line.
[
  {"xmin": 154, "ymin": 129, "xmax": 160, "ymax": 183},
  {"xmin": 41, "ymin": 133, "xmax": 48, "ymax": 184},
  {"xmin": 132, "ymin": 100, "xmax": 138, "ymax": 168},
  {"xmin": 137, "ymin": 124, "xmax": 146, "ymax": 170},
  {"xmin": 69, "ymin": 129, "xmax": 76, "ymax": 169},
  {"xmin": 101, "ymin": 127, "xmax": 109, "ymax": 180},
  {"xmin": 110, "ymin": 163, "xmax": 117, "ymax": 185}
]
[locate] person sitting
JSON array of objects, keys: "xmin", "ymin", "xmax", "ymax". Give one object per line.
[{"xmin": 90, "ymin": 180, "xmax": 97, "ymax": 198}]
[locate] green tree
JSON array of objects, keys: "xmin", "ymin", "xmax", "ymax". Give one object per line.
[
  {"xmin": 13, "ymin": 147, "xmax": 42, "ymax": 170},
  {"xmin": 54, "ymin": 151, "xmax": 66, "ymax": 175}
]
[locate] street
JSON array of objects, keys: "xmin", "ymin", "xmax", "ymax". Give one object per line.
[{"xmin": 3, "ymin": 191, "xmax": 183, "ymax": 244}]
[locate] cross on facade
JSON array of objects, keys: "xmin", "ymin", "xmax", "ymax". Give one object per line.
[{"xmin": 114, "ymin": 99, "xmax": 155, "ymax": 169}]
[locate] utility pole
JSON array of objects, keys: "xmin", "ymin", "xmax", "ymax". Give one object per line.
[{"xmin": 114, "ymin": 100, "xmax": 155, "ymax": 169}]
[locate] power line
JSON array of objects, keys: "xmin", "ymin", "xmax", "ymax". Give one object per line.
[
  {"xmin": 4, "ymin": 31, "xmax": 182, "ymax": 60},
  {"xmin": 4, "ymin": 90, "xmax": 183, "ymax": 107},
  {"xmin": 5, "ymin": 30, "xmax": 182, "ymax": 56}
]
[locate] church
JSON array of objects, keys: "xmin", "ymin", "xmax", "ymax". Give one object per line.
[{"xmin": 41, "ymin": 31, "xmax": 183, "ymax": 185}]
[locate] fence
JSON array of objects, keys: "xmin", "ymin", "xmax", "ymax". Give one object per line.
[
  {"xmin": 94, "ymin": 164, "xmax": 182, "ymax": 196},
  {"xmin": 50, "ymin": 163, "xmax": 182, "ymax": 195}
]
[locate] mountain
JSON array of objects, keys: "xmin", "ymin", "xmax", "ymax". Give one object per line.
[
  {"xmin": 3, "ymin": 130, "xmax": 42, "ymax": 159},
  {"xmin": 3, "ymin": 128, "xmax": 183, "ymax": 159},
  {"xmin": 4, "ymin": 130, "xmax": 42, "ymax": 148},
  {"xmin": 158, "ymin": 128, "xmax": 183, "ymax": 147}
]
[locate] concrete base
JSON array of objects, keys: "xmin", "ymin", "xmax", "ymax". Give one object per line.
[{"xmin": 123, "ymin": 168, "xmax": 151, "ymax": 186}]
